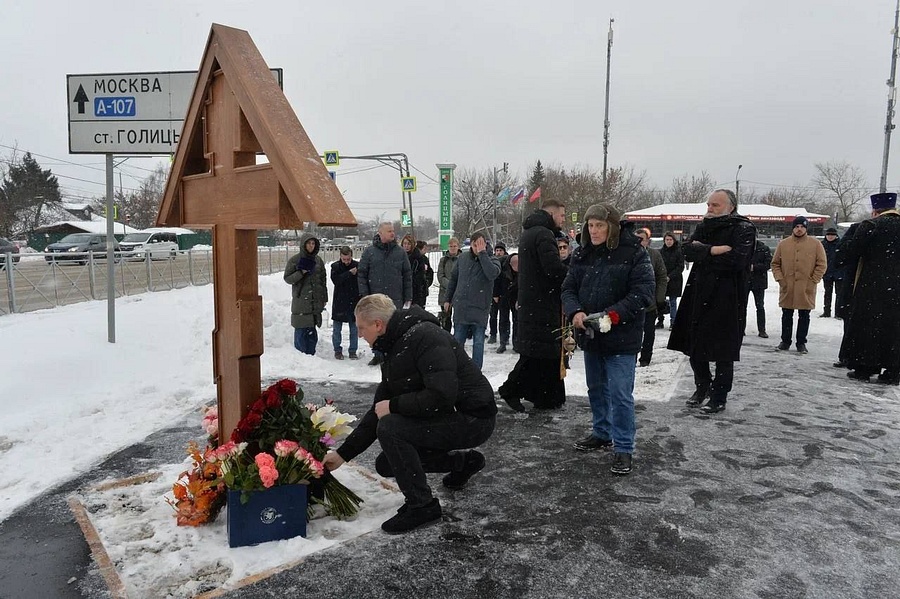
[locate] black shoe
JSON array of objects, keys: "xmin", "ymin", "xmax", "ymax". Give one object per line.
[
  {"xmin": 699, "ymin": 401, "xmax": 726, "ymax": 414},
  {"xmin": 500, "ymin": 394, "xmax": 526, "ymax": 413},
  {"xmin": 833, "ymin": 361, "xmax": 849, "ymax": 368},
  {"xmin": 847, "ymin": 370, "xmax": 872, "ymax": 381},
  {"xmin": 496, "ymin": 344, "xmax": 507, "ymax": 354},
  {"xmin": 638, "ymin": 361, "xmax": 650, "ymax": 367},
  {"xmin": 348, "ymin": 351, "xmax": 359, "ymax": 360},
  {"xmin": 685, "ymin": 387, "xmax": 710, "ymax": 407},
  {"xmin": 758, "ymin": 331, "xmax": 769, "ymax": 338},
  {"xmin": 487, "ymin": 336, "xmax": 497, "ymax": 344},
  {"xmin": 796, "ymin": 343, "xmax": 808, "ymax": 354},
  {"xmin": 776, "ymin": 341, "xmax": 790, "ymax": 351},
  {"xmin": 381, "ymin": 498, "xmax": 442, "ymax": 534},
  {"xmin": 610, "ymin": 452, "xmax": 633, "ymax": 475},
  {"xmin": 442, "ymin": 450, "xmax": 486, "ymax": 490},
  {"xmin": 819, "ymin": 311, "xmax": 831, "ymax": 318},
  {"xmin": 334, "ymin": 351, "xmax": 344, "ymax": 360},
  {"xmin": 574, "ymin": 434, "xmax": 613, "ymax": 452},
  {"xmin": 876, "ymin": 373, "xmax": 900, "ymax": 386},
  {"xmin": 655, "ymin": 322, "xmax": 664, "ymax": 329},
  {"xmin": 367, "ymin": 355, "xmax": 384, "ymax": 366}
]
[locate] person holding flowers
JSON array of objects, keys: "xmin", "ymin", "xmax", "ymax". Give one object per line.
[
  {"xmin": 561, "ymin": 204, "xmax": 655, "ymax": 475},
  {"xmin": 322, "ymin": 293, "xmax": 497, "ymax": 534}
]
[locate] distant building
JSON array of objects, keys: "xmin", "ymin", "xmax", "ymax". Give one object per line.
[{"xmin": 624, "ymin": 203, "xmax": 830, "ymax": 240}]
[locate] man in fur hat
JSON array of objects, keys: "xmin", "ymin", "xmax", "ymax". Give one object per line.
[{"xmin": 668, "ymin": 189, "xmax": 756, "ymax": 414}]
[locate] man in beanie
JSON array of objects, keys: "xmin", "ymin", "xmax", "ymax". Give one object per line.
[
  {"xmin": 771, "ymin": 216, "xmax": 827, "ymax": 354},
  {"xmin": 562, "ymin": 204, "xmax": 654, "ymax": 475},
  {"xmin": 668, "ymin": 189, "xmax": 756, "ymax": 414},
  {"xmin": 835, "ymin": 192, "xmax": 900, "ymax": 384},
  {"xmin": 820, "ymin": 227, "xmax": 844, "ymax": 318},
  {"xmin": 488, "ymin": 241, "xmax": 508, "ymax": 344},
  {"xmin": 498, "ymin": 198, "xmax": 570, "ymax": 410}
]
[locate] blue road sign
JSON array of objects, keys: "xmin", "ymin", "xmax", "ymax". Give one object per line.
[
  {"xmin": 401, "ymin": 176, "xmax": 417, "ymax": 192},
  {"xmin": 94, "ymin": 97, "xmax": 136, "ymax": 117}
]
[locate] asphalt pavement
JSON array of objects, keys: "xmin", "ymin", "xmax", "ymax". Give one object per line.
[{"xmin": 2, "ymin": 330, "xmax": 899, "ymax": 599}]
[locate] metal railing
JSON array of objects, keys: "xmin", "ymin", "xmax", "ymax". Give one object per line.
[{"xmin": 0, "ymin": 247, "xmax": 339, "ymax": 315}]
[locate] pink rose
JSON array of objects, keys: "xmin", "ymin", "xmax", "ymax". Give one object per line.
[
  {"xmin": 255, "ymin": 452, "xmax": 276, "ymax": 469},
  {"xmin": 259, "ymin": 465, "xmax": 279, "ymax": 488},
  {"xmin": 274, "ymin": 440, "xmax": 300, "ymax": 457}
]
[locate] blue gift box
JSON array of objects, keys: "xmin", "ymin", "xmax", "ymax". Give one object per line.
[{"xmin": 226, "ymin": 484, "xmax": 308, "ymax": 548}]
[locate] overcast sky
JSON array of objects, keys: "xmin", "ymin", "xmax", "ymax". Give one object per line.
[{"xmin": 1, "ymin": 0, "xmax": 896, "ymax": 222}]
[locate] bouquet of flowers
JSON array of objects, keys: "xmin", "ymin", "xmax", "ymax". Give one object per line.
[
  {"xmin": 581, "ymin": 309, "xmax": 620, "ymax": 338},
  {"xmin": 168, "ymin": 379, "xmax": 362, "ymax": 525}
]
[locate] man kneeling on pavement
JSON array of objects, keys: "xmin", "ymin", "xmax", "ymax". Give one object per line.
[{"xmin": 322, "ymin": 293, "xmax": 497, "ymax": 534}]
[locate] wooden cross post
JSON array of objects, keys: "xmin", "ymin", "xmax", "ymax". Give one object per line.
[{"xmin": 156, "ymin": 24, "xmax": 355, "ymax": 441}]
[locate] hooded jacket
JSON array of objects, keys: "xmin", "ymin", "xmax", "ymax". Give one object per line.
[
  {"xmin": 283, "ymin": 232, "xmax": 328, "ymax": 329},
  {"xmin": 335, "ymin": 306, "xmax": 497, "ymax": 462}
]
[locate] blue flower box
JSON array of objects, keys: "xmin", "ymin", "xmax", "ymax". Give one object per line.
[{"xmin": 226, "ymin": 484, "xmax": 308, "ymax": 548}]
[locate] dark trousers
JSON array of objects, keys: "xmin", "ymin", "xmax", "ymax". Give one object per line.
[
  {"xmin": 439, "ymin": 305, "xmax": 453, "ymax": 333},
  {"xmin": 375, "ymin": 413, "xmax": 496, "ymax": 507},
  {"xmin": 745, "ymin": 285, "xmax": 766, "ymax": 334},
  {"xmin": 499, "ymin": 355, "xmax": 566, "ymax": 409},
  {"xmin": 640, "ymin": 310, "xmax": 656, "ymax": 364},
  {"xmin": 781, "ymin": 308, "xmax": 811, "ymax": 345},
  {"xmin": 823, "ymin": 278, "xmax": 842, "ymax": 315},
  {"xmin": 489, "ymin": 301, "xmax": 499, "ymax": 338},
  {"xmin": 689, "ymin": 356, "xmax": 734, "ymax": 403},
  {"xmin": 496, "ymin": 297, "xmax": 515, "ymax": 345}
]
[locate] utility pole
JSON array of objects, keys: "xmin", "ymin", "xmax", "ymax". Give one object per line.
[
  {"xmin": 735, "ymin": 164, "xmax": 743, "ymax": 204},
  {"xmin": 493, "ymin": 162, "xmax": 508, "ymax": 244},
  {"xmin": 881, "ymin": 0, "xmax": 900, "ymax": 193},
  {"xmin": 602, "ymin": 18, "xmax": 614, "ymax": 190}
]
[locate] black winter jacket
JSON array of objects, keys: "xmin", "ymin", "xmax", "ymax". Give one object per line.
[
  {"xmin": 516, "ymin": 210, "xmax": 570, "ymax": 359},
  {"xmin": 749, "ymin": 240, "xmax": 772, "ymax": 291},
  {"xmin": 407, "ymin": 247, "xmax": 433, "ymax": 307},
  {"xmin": 335, "ymin": 306, "xmax": 497, "ymax": 462},
  {"xmin": 562, "ymin": 232, "xmax": 655, "ymax": 355},
  {"xmin": 821, "ymin": 237, "xmax": 844, "ymax": 281},
  {"xmin": 358, "ymin": 234, "xmax": 412, "ymax": 309},
  {"xmin": 330, "ymin": 258, "xmax": 360, "ymax": 322},
  {"xmin": 660, "ymin": 241, "xmax": 685, "ymax": 297}
]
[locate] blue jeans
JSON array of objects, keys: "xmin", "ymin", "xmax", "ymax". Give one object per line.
[
  {"xmin": 332, "ymin": 320, "xmax": 358, "ymax": 354},
  {"xmin": 667, "ymin": 296, "xmax": 678, "ymax": 322},
  {"xmin": 583, "ymin": 352, "xmax": 637, "ymax": 453},
  {"xmin": 453, "ymin": 323, "xmax": 486, "ymax": 369},
  {"xmin": 294, "ymin": 327, "xmax": 317, "ymax": 355}
]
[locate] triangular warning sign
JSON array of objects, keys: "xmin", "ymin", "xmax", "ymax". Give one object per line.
[{"xmin": 156, "ymin": 23, "xmax": 356, "ymax": 230}]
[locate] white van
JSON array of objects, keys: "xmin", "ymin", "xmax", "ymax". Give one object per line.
[{"xmin": 119, "ymin": 231, "xmax": 179, "ymax": 260}]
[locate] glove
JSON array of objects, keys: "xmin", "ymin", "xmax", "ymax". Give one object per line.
[{"xmin": 296, "ymin": 257, "xmax": 316, "ymax": 273}]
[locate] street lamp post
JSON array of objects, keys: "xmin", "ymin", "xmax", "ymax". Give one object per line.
[
  {"xmin": 735, "ymin": 164, "xmax": 743, "ymax": 204},
  {"xmin": 493, "ymin": 162, "xmax": 508, "ymax": 244}
]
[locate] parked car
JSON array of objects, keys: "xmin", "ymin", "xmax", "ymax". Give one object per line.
[
  {"xmin": 0, "ymin": 236, "xmax": 21, "ymax": 269},
  {"xmin": 118, "ymin": 231, "xmax": 178, "ymax": 260},
  {"xmin": 44, "ymin": 233, "xmax": 120, "ymax": 265}
]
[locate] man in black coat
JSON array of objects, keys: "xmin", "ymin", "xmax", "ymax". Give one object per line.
[
  {"xmin": 745, "ymin": 239, "xmax": 772, "ymax": 338},
  {"xmin": 498, "ymin": 199, "xmax": 570, "ymax": 411},
  {"xmin": 667, "ymin": 189, "xmax": 756, "ymax": 414},
  {"xmin": 836, "ymin": 192, "xmax": 900, "ymax": 384},
  {"xmin": 488, "ymin": 241, "xmax": 508, "ymax": 343},
  {"xmin": 833, "ymin": 222, "xmax": 860, "ymax": 368},
  {"xmin": 820, "ymin": 227, "xmax": 844, "ymax": 318},
  {"xmin": 658, "ymin": 232, "xmax": 685, "ymax": 328},
  {"xmin": 329, "ymin": 246, "xmax": 361, "ymax": 360},
  {"xmin": 323, "ymin": 294, "xmax": 497, "ymax": 534}
]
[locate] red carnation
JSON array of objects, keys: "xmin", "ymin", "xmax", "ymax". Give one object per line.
[
  {"xmin": 244, "ymin": 412, "xmax": 262, "ymax": 429},
  {"xmin": 251, "ymin": 398, "xmax": 267, "ymax": 414},
  {"xmin": 608, "ymin": 310, "xmax": 620, "ymax": 325},
  {"xmin": 276, "ymin": 379, "xmax": 297, "ymax": 396}
]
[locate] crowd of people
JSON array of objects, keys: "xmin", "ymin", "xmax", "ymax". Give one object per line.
[{"xmin": 283, "ymin": 189, "xmax": 900, "ymax": 534}]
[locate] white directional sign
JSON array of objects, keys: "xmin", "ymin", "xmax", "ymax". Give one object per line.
[{"xmin": 66, "ymin": 69, "xmax": 282, "ymax": 155}]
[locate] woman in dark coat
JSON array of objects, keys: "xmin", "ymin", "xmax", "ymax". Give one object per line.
[
  {"xmin": 658, "ymin": 232, "xmax": 685, "ymax": 328},
  {"xmin": 284, "ymin": 232, "xmax": 328, "ymax": 355},
  {"xmin": 330, "ymin": 246, "xmax": 361, "ymax": 359},
  {"xmin": 402, "ymin": 234, "xmax": 431, "ymax": 308}
]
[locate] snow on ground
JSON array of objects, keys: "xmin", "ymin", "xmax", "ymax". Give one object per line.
[{"xmin": 0, "ymin": 257, "xmax": 851, "ymax": 594}]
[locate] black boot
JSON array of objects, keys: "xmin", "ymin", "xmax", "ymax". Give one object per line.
[{"xmin": 685, "ymin": 386, "xmax": 710, "ymax": 407}]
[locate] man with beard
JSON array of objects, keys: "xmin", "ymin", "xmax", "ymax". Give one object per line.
[
  {"xmin": 498, "ymin": 198, "xmax": 570, "ymax": 411},
  {"xmin": 322, "ymin": 294, "xmax": 497, "ymax": 534},
  {"xmin": 358, "ymin": 222, "xmax": 412, "ymax": 365},
  {"xmin": 668, "ymin": 189, "xmax": 756, "ymax": 414},
  {"xmin": 837, "ymin": 192, "xmax": 900, "ymax": 385}
]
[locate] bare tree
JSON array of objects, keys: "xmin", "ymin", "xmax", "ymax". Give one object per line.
[
  {"xmin": 811, "ymin": 161, "xmax": 870, "ymax": 221},
  {"xmin": 452, "ymin": 167, "xmax": 498, "ymax": 239},
  {"xmin": 668, "ymin": 171, "xmax": 716, "ymax": 204},
  {"xmin": 757, "ymin": 186, "xmax": 816, "ymax": 209}
]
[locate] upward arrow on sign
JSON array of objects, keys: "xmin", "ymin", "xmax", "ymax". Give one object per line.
[{"xmin": 73, "ymin": 84, "xmax": 89, "ymax": 115}]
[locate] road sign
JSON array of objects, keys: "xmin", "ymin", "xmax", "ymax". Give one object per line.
[
  {"xmin": 328, "ymin": 171, "xmax": 337, "ymax": 181},
  {"xmin": 400, "ymin": 209, "xmax": 411, "ymax": 227},
  {"xmin": 324, "ymin": 151, "xmax": 340, "ymax": 166},
  {"xmin": 66, "ymin": 69, "xmax": 283, "ymax": 155},
  {"xmin": 401, "ymin": 176, "xmax": 417, "ymax": 192}
]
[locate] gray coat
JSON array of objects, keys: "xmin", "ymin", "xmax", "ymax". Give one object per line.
[
  {"xmin": 284, "ymin": 232, "xmax": 327, "ymax": 329},
  {"xmin": 445, "ymin": 248, "xmax": 501, "ymax": 327},
  {"xmin": 358, "ymin": 234, "xmax": 412, "ymax": 309},
  {"xmin": 437, "ymin": 250, "xmax": 460, "ymax": 304}
]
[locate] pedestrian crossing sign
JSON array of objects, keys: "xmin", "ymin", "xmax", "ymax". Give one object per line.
[
  {"xmin": 324, "ymin": 151, "xmax": 340, "ymax": 166},
  {"xmin": 401, "ymin": 176, "xmax": 417, "ymax": 192}
]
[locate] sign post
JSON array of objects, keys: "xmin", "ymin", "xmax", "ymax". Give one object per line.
[{"xmin": 436, "ymin": 163, "xmax": 456, "ymax": 250}]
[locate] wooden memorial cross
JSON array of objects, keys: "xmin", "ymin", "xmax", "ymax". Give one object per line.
[{"xmin": 156, "ymin": 24, "xmax": 355, "ymax": 440}]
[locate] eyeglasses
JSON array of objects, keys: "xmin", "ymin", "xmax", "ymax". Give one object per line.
[{"xmin": 558, "ymin": 245, "xmax": 568, "ymax": 250}]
